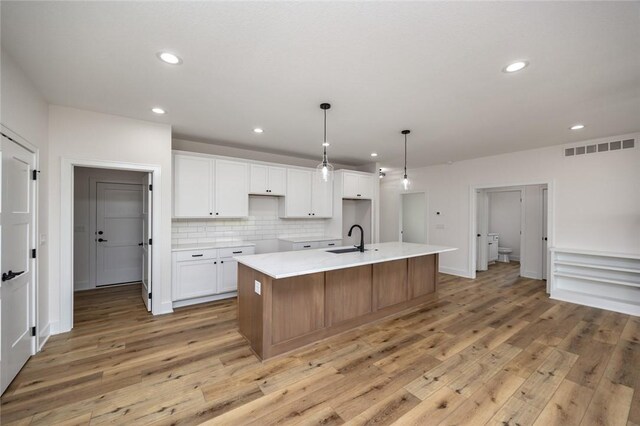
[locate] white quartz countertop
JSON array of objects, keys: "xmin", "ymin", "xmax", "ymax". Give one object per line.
[
  {"xmin": 235, "ymin": 242, "xmax": 457, "ymax": 279},
  {"xmin": 278, "ymin": 236, "xmax": 342, "ymax": 243},
  {"xmin": 172, "ymin": 241, "xmax": 255, "ymax": 252}
]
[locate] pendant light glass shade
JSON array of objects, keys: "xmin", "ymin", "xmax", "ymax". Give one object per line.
[
  {"xmin": 316, "ymin": 103, "xmax": 334, "ymax": 183},
  {"xmin": 401, "ymin": 130, "xmax": 411, "ymax": 191}
]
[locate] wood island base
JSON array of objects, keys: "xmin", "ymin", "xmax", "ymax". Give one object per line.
[{"xmin": 238, "ymin": 254, "xmax": 439, "ymax": 360}]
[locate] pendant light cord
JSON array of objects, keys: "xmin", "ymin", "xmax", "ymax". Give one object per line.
[
  {"xmin": 404, "ymin": 133, "xmax": 408, "ymax": 177},
  {"xmin": 323, "ymin": 109, "xmax": 328, "ymax": 164}
]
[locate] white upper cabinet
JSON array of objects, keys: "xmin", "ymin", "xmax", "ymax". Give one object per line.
[
  {"xmin": 174, "ymin": 155, "xmax": 248, "ymax": 218},
  {"xmin": 280, "ymin": 168, "xmax": 313, "ymax": 217},
  {"xmin": 249, "ymin": 164, "xmax": 286, "ymax": 196},
  {"xmin": 312, "ymin": 178, "xmax": 333, "ymax": 218},
  {"xmin": 173, "ymin": 152, "xmax": 336, "ymax": 219},
  {"xmin": 267, "ymin": 167, "xmax": 287, "ymax": 196},
  {"xmin": 174, "ymin": 154, "xmax": 213, "ymax": 218},
  {"xmin": 214, "ymin": 159, "xmax": 248, "ymax": 217},
  {"xmin": 342, "ymin": 171, "xmax": 374, "ymax": 199},
  {"xmin": 279, "ymin": 168, "xmax": 333, "ymax": 218}
]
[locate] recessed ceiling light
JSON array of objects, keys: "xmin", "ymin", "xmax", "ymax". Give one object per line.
[
  {"xmin": 371, "ymin": 152, "xmax": 378, "ymax": 157},
  {"xmin": 503, "ymin": 61, "xmax": 528, "ymax": 73},
  {"xmin": 570, "ymin": 124, "xmax": 585, "ymax": 130},
  {"xmin": 157, "ymin": 51, "xmax": 182, "ymax": 65},
  {"xmin": 253, "ymin": 128, "xmax": 264, "ymax": 133},
  {"xmin": 151, "ymin": 107, "xmax": 166, "ymax": 114},
  {"xmin": 322, "ymin": 142, "xmax": 330, "ymax": 147}
]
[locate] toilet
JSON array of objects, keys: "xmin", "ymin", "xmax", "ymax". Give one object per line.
[{"xmin": 498, "ymin": 247, "xmax": 512, "ymax": 263}]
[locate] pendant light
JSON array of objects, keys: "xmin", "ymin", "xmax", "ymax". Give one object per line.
[
  {"xmin": 401, "ymin": 130, "xmax": 411, "ymax": 190},
  {"xmin": 316, "ymin": 103, "xmax": 334, "ymax": 183}
]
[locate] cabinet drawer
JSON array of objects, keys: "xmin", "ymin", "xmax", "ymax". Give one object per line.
[
  {"xmin": 175, "ymin": 249, "xmax": 218, "ymax": 261},
  {"xmin": 318, "ymin": 240, "xmax": 342, "ymax": 248},
  {"xmin": 219, "ymin": 246, "xmax": 255, "ymax": 258},
  {"xmin": 292, "ymin": 242, "xmax": 319, "ymax": 250}
]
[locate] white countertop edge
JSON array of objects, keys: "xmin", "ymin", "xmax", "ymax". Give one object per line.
[
  {"xmin": 172, "ymin": 242, "xmax": 256, "ymax": 252},
  {"xmin": 235, "ymin": 244, "xmax": 457, "ymax": 279}
]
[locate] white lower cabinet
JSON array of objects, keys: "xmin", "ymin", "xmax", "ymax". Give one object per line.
[
  {"xmin": 174, "ymin": 258, "xmax": 218, "ymax": 301},
  {"xmin": 218, "ymin": 258, "xmax": 238, "ymax": 293},
  {"xmin": 172, "ymin": 245, "xmax": 255, "ymax": 306}
]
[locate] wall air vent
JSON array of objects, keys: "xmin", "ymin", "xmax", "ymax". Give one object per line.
[{"xmin": 564, "ymin": 138, "xmax": 635, "ymax": 157}]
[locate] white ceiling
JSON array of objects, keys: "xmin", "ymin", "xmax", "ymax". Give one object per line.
[{"xmin": 2, "ymin": 1, "xmax": 639, "ymax": 168}]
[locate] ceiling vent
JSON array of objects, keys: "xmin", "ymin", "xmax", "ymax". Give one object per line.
[{"xmin": 564, "ymin": 138, "xmax": 635, "ymax": 157}]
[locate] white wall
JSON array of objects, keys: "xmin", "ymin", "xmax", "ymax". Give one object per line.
[
  {"xmin": 1, "ymin": 49, "xmax": 51, "ymax": 344},
  {"xmin": 380, "ymin": 132, "xmax": 640, "ymax": 278},
  {"xmin": 73, "ymin": 167, "xmax": 146, "ymax": 290},
  {"xmin": 49, "ymin": 106, "xmax": 172, "ymax": 332},
  {"xmin": 488, "ymin": 190, "xmax": 522, "ymax": 260},
  {"xmin": 402, "ymin": 192, "xmax": 427, "ymax": 244}
]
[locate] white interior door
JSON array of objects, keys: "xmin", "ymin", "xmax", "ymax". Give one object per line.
[
  {"xmin": 141, "ymin": 174, "xmax": 152, "ymax": 311},
  {"xmin": 96, "ymin": 182, "xmax": 143, "ymax": 286},
  {"xmin": 1, "ymin": 135, "xmax": 36, "ymax": 394},
  {"xmin": 401, "ymin": 192, "xmax": 426, "ymax": 243},
  {"xmin": 476, "ymin": 190, "xmax": 489, "ymax": 271},
  {"xmin": 542, "ymin": 188, "xmax": 548, "ymax": 280}
]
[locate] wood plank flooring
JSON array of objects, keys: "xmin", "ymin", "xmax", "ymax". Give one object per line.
[{"xmin": 1, "ymin": 262, "xmax": 638, "ymax": 425}]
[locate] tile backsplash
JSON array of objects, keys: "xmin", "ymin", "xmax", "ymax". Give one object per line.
[{"xmin": 172, "ymin": 196, "xmax": 328, "ymax": 247}]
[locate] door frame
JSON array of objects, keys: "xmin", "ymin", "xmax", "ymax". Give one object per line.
[
  {"xmin": 398, "ymin": 191, "xmax": 428, "ymax": 243},
  {"xmin": 0, "ymin": 125, "xmax": 41, "ymax": 352},
  {"xmin": 60, "ymin": 158, "xmax": 162, "ymax": 333},
  {"xmin": 88, "ymin": 177, "xmax": 144, "ymax": 289},
  {"xmin": 469, "ymin": 180, "xmax": 554, "ymax": 280}
]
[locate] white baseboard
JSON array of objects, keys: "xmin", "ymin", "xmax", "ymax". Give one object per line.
[
  {"xmin": 439, "ymin": 266, "xmax": 473, "ymax": 278},
  {"xmin": 49, "ymin": 320, "xmax": 63, "ymax": 335},
  {"xmin": 154, "ymin": 300, "xmax": 174, "ymax": 315},
  {"xmin": 38, "ymin": 322, "xmax": 51, "ymax": 351},
  {"xmin": 172, "ymin": 292, "xmax": 237, "ymax": 309},
  {"xmin": 522, "ymin": 270, "xmax": 542, "ymax": 280},
  {"xmin": 73, "ymin": 280, "xmax": 92, "ymax": 291},
  {"xmin": 551, "ymin": 290, "xmax": 640, "ymax": 317}
]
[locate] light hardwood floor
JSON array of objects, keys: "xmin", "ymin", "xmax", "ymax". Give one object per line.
[{"xmin": 1, "ymin": 262, "xmax": 639, "ymax": 425}]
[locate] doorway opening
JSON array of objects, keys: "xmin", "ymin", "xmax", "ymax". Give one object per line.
[
  {"xmin": 72, "ymin": 166, "xmax": 153, "ymax": 325},
  {"xmin": 473, "ymin": 184, "xmax": 549, "ymax": 281},
  {"xmin": 400, "ymin": 192, "xmax": 427, "ymax": 243}
]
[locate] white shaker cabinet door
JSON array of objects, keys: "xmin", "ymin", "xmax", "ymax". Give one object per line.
[
  {"xmin": 357, "ymin": 175, "xmax": 374, "ymax": 199},
  {"xmin": 218, "ymin": 258, "xmax": 238, "ymax": 293},
  {"xmin": 173, "ymin": 259, "xmax": 218, "ymax": 300},
  {"xmin": 342, "ymin": 172, "xmax": 359, "ymax": 199},
  {"xmin": 174, "ymin": 155, "xmax": 213, "ymax": 217},
  {"xmin": 267, "ymin": 167, "xmax": 287, "ymax": 196},
  {"xmin": 312, "ymin": 178, "xmax": 333, "ymax": 218},
  {"xmin": 214, "ymin": 160, "xmax": 249, "ymax": 217},
  {"xmin": 283, "ymin": 168, "xmax": 312, "ymax": 217},
  {"xmin": 249, "ymin": 164, "xmax": 269, "ymax": 195}
]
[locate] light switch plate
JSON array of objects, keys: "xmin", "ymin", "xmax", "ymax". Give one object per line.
[{"xmin": 254, "ymin": 280, "xmax": 261, "ymax": 295}]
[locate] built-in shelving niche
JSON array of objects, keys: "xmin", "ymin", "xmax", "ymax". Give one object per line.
[{"xmin": 550, "ymin": 248, "xmax": 640, "ymax": 316}]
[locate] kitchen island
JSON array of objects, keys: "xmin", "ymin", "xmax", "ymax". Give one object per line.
[{"xmin": 235, "ymin": 242, "xmax": 456, "ymax": 360}]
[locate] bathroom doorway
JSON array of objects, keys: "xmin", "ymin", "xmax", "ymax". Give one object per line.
[
  {"xmin": 400, "ymin": 192, "xmax": 427, "ymax": 244},
  {"xmin": 472, "ymin": 183, "xmax": 549, "ymax": 280}
]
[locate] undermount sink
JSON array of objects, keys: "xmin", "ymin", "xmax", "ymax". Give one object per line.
[{"xmin": 326, "ymin": 247, "xmax": 367, "ymax": 254}]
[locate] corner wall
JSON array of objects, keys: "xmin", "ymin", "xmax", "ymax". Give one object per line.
[{"xmin": 380, "ymin": 133, "xmax": 640, "ymax": 278}]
